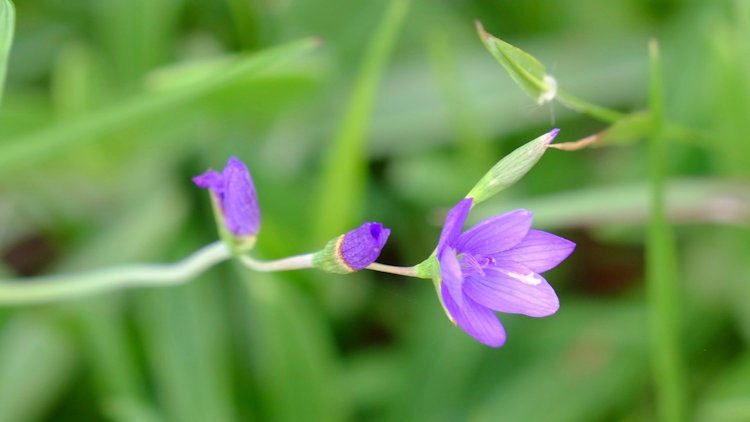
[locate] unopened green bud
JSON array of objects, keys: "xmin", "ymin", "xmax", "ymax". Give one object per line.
[
  {"xmin": 476, "ymin": 20, "xmax": 557, "ymax": 104},
  {"xmin": 465, "ymin": 129, "xmax": 559, "ymax": 204}
]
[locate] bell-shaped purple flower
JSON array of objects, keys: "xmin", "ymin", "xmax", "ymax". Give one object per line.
[
  {"xmin": 313, "ymin": 222, "xmax": 391, "ymax": 273},
  {"xmin": 193, "ymin": 156, "xmax": 261, "ymax": 238},
  {"xmin": 436, "ymin": 198, "xmax": 575, "ymax": 347}
]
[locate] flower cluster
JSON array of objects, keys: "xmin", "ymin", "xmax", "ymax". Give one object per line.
[{"xmin": 194, "ymin": 129, "xmax": 574, "ymax": 347}]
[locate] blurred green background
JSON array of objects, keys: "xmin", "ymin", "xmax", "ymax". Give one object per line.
[{"xmin": 1, "ymin": 0, "xmax": 749, "ymax": 421}]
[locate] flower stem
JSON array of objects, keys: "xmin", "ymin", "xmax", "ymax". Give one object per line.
[
  {"xmin": 238, "ymin": 253, "xmax": 314, "ymax": 272},
  {"xmin": 0, "ymin": 241, "xmax": 231, "ymax": 306},
  {"xmin": 366, "ymin": 262, "xmax": 423, "ymax": 278},
  {"xmin": 556, "ymin": 89, "xmax": 626, "ymax": 123}
]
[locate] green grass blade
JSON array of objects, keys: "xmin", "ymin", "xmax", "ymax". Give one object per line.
[
  {"xmin": 646, "ymin": 39, "xmax": 686, "ymax": 422},
  {"xmin": 238, "ymin": 269, "xmax": 347, "ymax": 422},
  {"xmin": 472, "ymin": 178, "xmax": 750, "ymax": 229},
  {"xmin": 136, "ymin": 236, "xmax": 235, "ymax": 422},
  {"xmin": 137, "ymin": 276, "xmax": 235, "ymax": 422},
  {"xmin": 0, "ymin": 316, "xmax": 76, "ymax": 422},
  {"xmin": 313, "ymin": 0, "xmax": 410, "ymax": 243},
  {"xmin": 426, "ymin": 26, "xmax": 492, "ymax": 175},
  {"xmin": 0, "ymin": 38, "xmax": 319, "ymax": 173},
  {"xmin": 60, "ymin": 183, "xmax": 189, "ymax": 421},
  {"xmin": 0, "ymin": 0, "xmax": 13, "ymax": 104}
]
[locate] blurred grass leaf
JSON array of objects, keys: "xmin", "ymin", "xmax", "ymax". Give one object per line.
[
  {"xmin": 0, "ymin": 37, "xmax": 319, "ymax": 173},
  {"xmin": 645, "ymin": 39, "xmax": 686, "ymax": 422},
  {"xmin": 60, "ymin": 182, "xmax": 188, "ymax": 421},
  {"xmin": 697, "ymin": 352, "xmax": 750, "ymax": 422},
  {"xmin": 426, "ymin": 26, "xmax": 492, "ymax": 173},
  {"xmin": 136, "ymin": 236, "xmax": 235, "ymax": 422},
  {"xmin": 239, "ymin": 270, "xmax": 347, "ymax": 422},
  {"xmin": 472, "ymin": 301, "xmax": 650, "ymax": 422},
  {"xmin": 0, "ymin": 316, "xmax": 76, "ymax": 422},
  {"xmin": 137, "ymin": 275, "xmax": 235, "ymax": 422},
  {"xmin": 475, "ymin": 178, "xmax": 750, "ymax": 229},
  {"xmin": 475, "ymin": 20, "xmax": 553, "ymax": 104},
  {"xmin": 313, "ymin": 0, "xmax": 410, "ymax": 243},
  {"xmin": 0, "ymin": 0, "xmax": 14, "ymax": 104}
]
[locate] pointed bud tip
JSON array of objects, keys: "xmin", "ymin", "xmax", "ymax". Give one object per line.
[
  {"xmin": 475, "ymin": 20, "xmax": 489, "ymax": 39},
  {"xmin": 548, "ymin": 128, "xmax": 560, "ymax": 142}
]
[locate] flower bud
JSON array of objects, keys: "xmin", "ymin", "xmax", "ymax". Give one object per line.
[
  {"xmin": 465, "ymin": 129, "xmax": 559, "ymax": 205},
  {"xmin": 313, "ymin": 222, "xmax": 391, "ymax": 274},
  {"xmin": 193, "ymin": 156, "xmax": 260, "ymax": 251},
  {"xmin": 476, "ymin": 20, "xmax": 557, "ymax": 104}
]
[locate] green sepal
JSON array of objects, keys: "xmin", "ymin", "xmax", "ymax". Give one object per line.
[
  {"xmin": 476, "ymin": 20, "xmax": 556, "ymax": 104},
  {"xmin": 465, "ymin": 130, "xmax": 556, "ymax": 204},
  {"xmin": 413, "ymin": 256, "xmax": 437, "ymax": 279},
  {"xmin": 416, "ymin": 255, "xmax": 454, "ymax": 323},
  {"xmin": 311, "ymin": 235, "xmax": 352, "ymax": 274},
  {"xmin": 208, "ymin": 192, "xmax": 256, "ymax": 254}
]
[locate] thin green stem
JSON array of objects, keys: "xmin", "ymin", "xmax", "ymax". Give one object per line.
[
  {"xmin": 556, "ymin": 89, "xmax": 626, "ymax": 123},
  {"xmin": 646, "ymin": 39, "xmax": 686, "ymax": 422},
  {"xmin": 238, "ymin": 254, "xmax": 314, "ymax": 272},
  {"xmin": 0, "ymin": 241, "xmax": 231, "ymax": 306},
  {"xmin": 366, "ymin": 262, "xmax": 420, "ymax": 277}
]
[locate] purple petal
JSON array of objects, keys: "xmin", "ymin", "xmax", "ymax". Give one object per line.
[
  {"xmin": 463, "ymin": 260, "xmax": 559, "ymax": 317},
  {"xmin": 439, "ymin": 247, "xmax": 464, "ymax": 307},
  {"xmin": 437, "ymin": 198, "xmax": 473, "ymax": 254},
  {"xmin": 221, "ymin": 157, "xmax": 261, "ymax": 237},
  {"xmin": 494, "ymin": 229, "xmax": 575, "ymax": 273},
  {"xmin": 340, "ymin": 222, "xmax": 391, "ymax": 270},
  {"xmin": 192, "ymin": 170, "xmax": 223, "ymax": 190},
  {"xmin": 453, "ymin": 209, "xmax": 533, "ymax": 256},
  {"xmin": 441, "ymin": 283, "xmax": 506, "ymax": 347}
]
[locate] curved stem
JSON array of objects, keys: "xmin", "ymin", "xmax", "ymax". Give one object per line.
[
  {"xmin": 238, "ymin": 253, "xmax": 314, "ymax": 272},
  {"xmin": 0, "ymin": 241, "xmax": 231, "ymax": 306}
]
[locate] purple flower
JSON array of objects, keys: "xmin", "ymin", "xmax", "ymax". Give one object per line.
[
  {"xmin": 339, "ymin": 222, "xmax": 391, "ymax": 271},
  {"xmin": 193, "ymin": 156, "xmax": 260, "ymax": 238},
  {"xmin": 437, "ymin": 198, "xmax": 575, "ymax": 347}
]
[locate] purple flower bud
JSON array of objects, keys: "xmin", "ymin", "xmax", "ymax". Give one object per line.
[
  {"xmin": 313, "ymin": 222, "xmax": 391, "ymax": 274},
  {"xmin": 193, "ymin": 156, "xmax": 261, "ymax": 238},
  {"xmin": 339, "ymin": 222, "xmax": 391, "ymax": 271}
]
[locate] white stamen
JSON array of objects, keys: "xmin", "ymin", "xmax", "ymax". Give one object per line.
[{"xmin": 507, "ymin": 271, "xmax": 542, "ymax": 286}]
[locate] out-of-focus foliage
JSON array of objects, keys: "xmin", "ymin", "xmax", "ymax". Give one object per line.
[{"xmin": 0, "ymin": 0, "xmax": 748, "ymax": 421}]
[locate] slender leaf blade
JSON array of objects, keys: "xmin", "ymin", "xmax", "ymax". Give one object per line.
[
  {"xmin": 0, "ymin": 0, "xmax": 14, "ymax": 103},
  {"xmin": 313, "ymin": 0, "xmax": 410, "ymax": 243}
]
